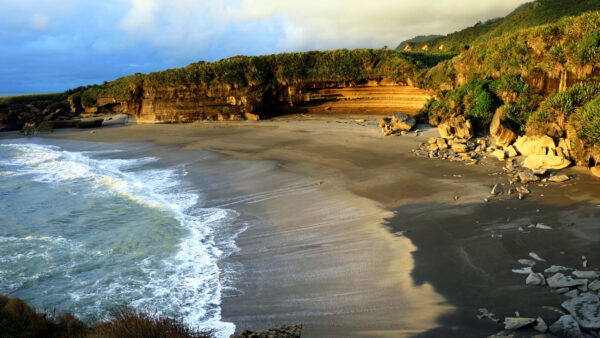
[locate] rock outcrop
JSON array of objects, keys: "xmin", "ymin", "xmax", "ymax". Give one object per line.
[
  {"xmin": 490, "ymin": 108, "xmax": 518, "ymax": 147},
  {"xmin": 231, "ymin": 324, "xmax": 302, "ymax": 338},
  {"xmin": 438, "ymin": 116, "xmax": 474, "ymax": 139},
  {"xmin": 87, "ymin": 78, "xmax": 430, "ymax": 124}
]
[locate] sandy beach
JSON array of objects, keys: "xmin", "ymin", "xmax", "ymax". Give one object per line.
[{"xmin": 5, "ymin": 115, "xmax": 600, "ymax": 337}]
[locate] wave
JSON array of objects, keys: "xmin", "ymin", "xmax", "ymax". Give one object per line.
[{"xmin": 0, "ymin": 143, "xmax": 237, "ymax": 337}]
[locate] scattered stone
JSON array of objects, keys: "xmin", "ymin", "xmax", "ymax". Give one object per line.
[
  {"xmin": 519, "ymin": 171, "xmax": 541, "ymax": 183},
  {"xmin": 504, "ymin": 317, "xmax": 536, "ymax": 330},
  {"xmin": 562, "ymin": 292, "xmax": 600, "ymax": 330},
  {"xmin": 523, "ymin": 154, "xmax": 571, "ymax": 170},
  {"xmin": 546, "ymin": 266, "xmax": 572, "ymax": 274},
  {"xmin": 526, "ymin": 272, "xmax": 546, "ymax": 286},
  {"xmin": 530, "ymin": 252, "xmax": 546, "ymax": 262},
  {"xmin": 549, "ymin": 315, "xmax": 584, "ymax": 338},
  {"xmin": 557, "ymin": 288, "xmax": 571, "ymax": 295},
  {"xmin": 565, "ymin": 289, "xmax": 580, "ymax": 298},
  {"xmin": 452, "ymin": 143, "xmax": 469, "ymax": 153},
  {"xmin": 516, "ymin": 186, "xmax": 530, "ymax": 195},
  {"xmin": 486, "ymin": 331, "xmax": 515, "ymax": 338},
  {"xmin": 513, "ymin": 267, "xmax": 534, "ymax": 275},
  {"xmin": 533, "ymin": 168, "xmax": 548, "ymax": 176},
  {"xmin": 534, "ymin": 317, "xmax": 548, "ymax": 333},
  {"xmin": 355, "ymin": 119, "xmax": 366, "ymax": 123},
  {"xmin": 379, "ymin": 118, "xmax": 390, "ymax": 128},
  {"xmin": 437, "ymin": 138, "xmax": 449, "ymax": 150},
  {"xmin": 535, "ymin": 223, "xmax": 553, "ymax": 230},
  {"xmin": 478, "ymin": 308, "xmax": 502, "ymax": 323},
  {"xmin": 549, "ymin": 175, "xmax": 571, "ymax": 183},
  {"xmin": 589, "ymin": 281, "xmax": 600, "ymax": 292},
  {"xmin": 573, "ymin": 271, "xmax": 600, "ymax": 279},
  {"xmin": 391, "ymin": 112, "xmax": 416, "ymax": 131},
  {"xmin": 519, "ymin": 259, "xmax": 537, "ymax": 266},
  {"xmin": 547, "ymin": 273, "xmax": 588, "ymax": 288},
  {"xmin": 491, "ymin": 184, "xmax": 503, "ymax": 196}
]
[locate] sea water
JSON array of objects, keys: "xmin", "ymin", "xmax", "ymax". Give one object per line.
[{"xmin": 0, "ymin": 139, "xmax": 238, "ymax": 336}]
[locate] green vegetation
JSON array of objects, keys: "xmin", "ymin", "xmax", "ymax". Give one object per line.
[
  {"xmin": 423, "ymin": 78, "xmax": 501, "ymax": 130},
  {"xmin": 0, "ymin": 93, "xmax": 68, "ymax": 111},
  {"xmin": 395, "ymin": 35, "xmax": 443, "ymax": 51},
  {"xmin": 573, "ymin": 96, "xmax": 600, "ymax": 147},
  {"xmin": 78, "ymin": 49, "xmax": 454, "ymax": 104},
  {"xmin": 406, "ymin": 0, "xmax": 600, "ymax": 53},
  {"xmin": 0, "ymin": 294, "xmax": 213, "ymax": 338}
]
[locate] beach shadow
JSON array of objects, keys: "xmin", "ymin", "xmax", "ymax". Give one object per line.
[{"xmin": 382, "ymin": 198, "xmax": 600, "ymax": 337}]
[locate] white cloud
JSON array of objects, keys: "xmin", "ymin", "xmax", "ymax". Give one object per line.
[
  {"xmin": 119, "ymin": 0, "xmax": 159, "ymax": 35},
  {"xmin": 29, "ymin": 13, "xmax": 49, "ymax": 31}
]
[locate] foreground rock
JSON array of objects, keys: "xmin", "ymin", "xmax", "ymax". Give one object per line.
[
  {"xmin": 513, "ymin": 135, "xmax": 557, "ymax": 156},
  {"xmin": 591, "ymin": 166, "xmax": 600, "ymax": 178},
  {"xmin": 549, "ymin": 315, "xmax": 584, "ymax": 338},
  {"xmin": 547, "ymin": 273, "xmax": 587, "ymax": 288},
  {"xmin": 562, "ymin": 292, "xmax": 600, "ymax": 330},
  {"xmin": 523, "ymin": 154, "xmax": 571, "ymax": 170},
  {"xmin": 490, "ymin": 108, "xmax": 518, "ymax": 147},
  {"xmin": 438, "ymin": 116, "xmax": 474, "ymax": 139},
  {"xmin": 391, "ymin": 112, "xmax": 416, "ymax": 132},
  {"xmin": 231, "ymin": 324, "xmax": 302, "ymax": 338},
  {"xmin": 504, "ymin": 317, "xmax": 536, "ymax": 330}
]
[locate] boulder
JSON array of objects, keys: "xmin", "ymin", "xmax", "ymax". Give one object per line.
[
  {"xmin": 493, "ymin": 149, "xmax": 506, "ymax": 161},
  {"xmin": 549, "ymin": 315, "xmax": 584, "ymax": 338},
  {"xmin": 518, "ymin": 259, "xmax": 536, "ymax": 266},
  {"xmin": 504, "ymin": 317, "xmax": 536, "ymax": 330},
  {"xmin": 436, "ymin": 138, "xmax": 449, "ymax": 150},
  {"xmin": 379, "ymin": 118, "xmax": 391, "ymax": 128},
  {"xmin": 505, "ymin": 145, "xmax": 518, "ymax": 158},
  {"xmin": 438, "ymin": 116, "xmax": 474, "ymax": 139},
  {"xmin": 547, "ymin": 273, "xmax": 588, "ymax": 288},
  {"xmin": 565, "ymin": 289, "xmax": 580, "ymax": 298},
  {"xmin": 562, "ymin": 292, "xmax": 600, "ymax": 330},
  {"xmin": 391, "ymin": 112, "xmax": 416, "ymax": 131},
  {"xmin": 526, "ymin": 272, "xmax": 546, "ymax": 286},
  {"xmin": 513, "ymin": 135, "xmax": 557, "ymax": 156},
  {"xmin": 588, "ymin": 280, "xmax": 600, "ymax": 292},
  {"xmin": 490, "ymin": 108, "xmax": 518, "ymax": 147},
  {"xmin": 523, "ymin": 154, "xmax": 571, "ymax": 170}
]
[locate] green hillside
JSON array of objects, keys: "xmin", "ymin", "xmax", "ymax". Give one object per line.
[
  {"xmin": 395, "ymin": 35, "xmax": 443, "ymax": 51},
  {"xmin": 407, "ymin": 0, "xmax": 600, "ymax": 53}
]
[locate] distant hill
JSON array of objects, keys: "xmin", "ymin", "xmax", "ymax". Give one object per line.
[
  {"xmin": 395, "ymin": 35, "xmax": 443, "ymax": 51},
  {"xmin": 406, "ymin": 0, "xmax": 600, "ymax": 53}
]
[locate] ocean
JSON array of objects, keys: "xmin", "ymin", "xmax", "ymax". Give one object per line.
[{"xmin": 0, "ymin": 138, "xmax": 240, "ymax": 337}]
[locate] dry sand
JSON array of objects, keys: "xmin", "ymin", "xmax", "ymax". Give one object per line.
[{"xmin": 7, "ymin": 114, "xmax": 600, "ymax": 337}]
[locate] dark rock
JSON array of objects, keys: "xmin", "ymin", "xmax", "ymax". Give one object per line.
[{"xmin": 549, "ymin": 315, "xmax": 584, "ymax": 338}]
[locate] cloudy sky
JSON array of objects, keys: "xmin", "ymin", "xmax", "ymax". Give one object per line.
[{"xmin": 0, "ymin": 0, "xmax": 529, "ymax": 94}]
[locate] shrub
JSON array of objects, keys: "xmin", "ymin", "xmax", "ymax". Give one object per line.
[{"xmin": 572, "ymin": 95, "xmax": 600, "ymax": 147}]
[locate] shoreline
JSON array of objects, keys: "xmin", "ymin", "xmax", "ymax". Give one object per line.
[{"xmin": 3, "ymin": 115, "xmax": 600, "ymax": 336}]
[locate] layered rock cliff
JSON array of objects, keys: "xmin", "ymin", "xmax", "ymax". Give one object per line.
[{"xmin": 85, "ymin": 78, "xmax": 430, "ymax": 124}]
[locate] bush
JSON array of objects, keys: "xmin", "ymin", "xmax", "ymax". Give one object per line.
[{"xmin": 572, "ymin": 95, "xmax": 600, "ymax": 147}]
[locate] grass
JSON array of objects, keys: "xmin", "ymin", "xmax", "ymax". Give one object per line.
[
  {"xmin": 406, "ymin": 0, "xmax": 600, "ymax": 54},
  {"xmin": 0, "ymin": 295, "xmax": 214, "ymax": 338},
  {"xmin": 77, "ymin": 48, "xmax": 454, "ymax": 106}
]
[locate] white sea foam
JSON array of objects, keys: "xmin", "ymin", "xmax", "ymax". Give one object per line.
[{"xmin": 0, "ymin": 143, "xmax": 237, "ymax": 337}]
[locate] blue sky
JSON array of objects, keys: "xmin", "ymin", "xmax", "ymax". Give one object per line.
[{"xmin": 0, "ymin": 0, "xmax": 528, "ymax": 94}]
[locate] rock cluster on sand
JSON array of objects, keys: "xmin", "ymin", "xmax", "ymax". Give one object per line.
[
  {"xmin": 501, "ymin": 253, "xmax": 600, "ymax": 337},
  {"xmin": 230, "ymin": 324, "xmax": 302, "ymax": 338},
  {"xmin": 379, "ymin": 112, "xmax": 416, "ymax": 136}
]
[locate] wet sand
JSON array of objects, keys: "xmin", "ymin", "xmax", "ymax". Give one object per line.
[{"xmin": 7, "ymin": 115, "xmax": 600, "ymax": 336}]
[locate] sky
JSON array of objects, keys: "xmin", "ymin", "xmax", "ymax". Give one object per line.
[{"xmin": 0, "ymin": 0, "xmax": 530, "ymax": 94}]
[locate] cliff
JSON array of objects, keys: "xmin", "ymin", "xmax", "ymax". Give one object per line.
[{"xmin": 84, "ymin": 78, "xmax": 430, "ymax": 124}]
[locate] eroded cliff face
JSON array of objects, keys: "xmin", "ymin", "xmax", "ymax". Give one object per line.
[{"xmin": 85, "ymin": 78, "xmax": 431, "ymax": 123}]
